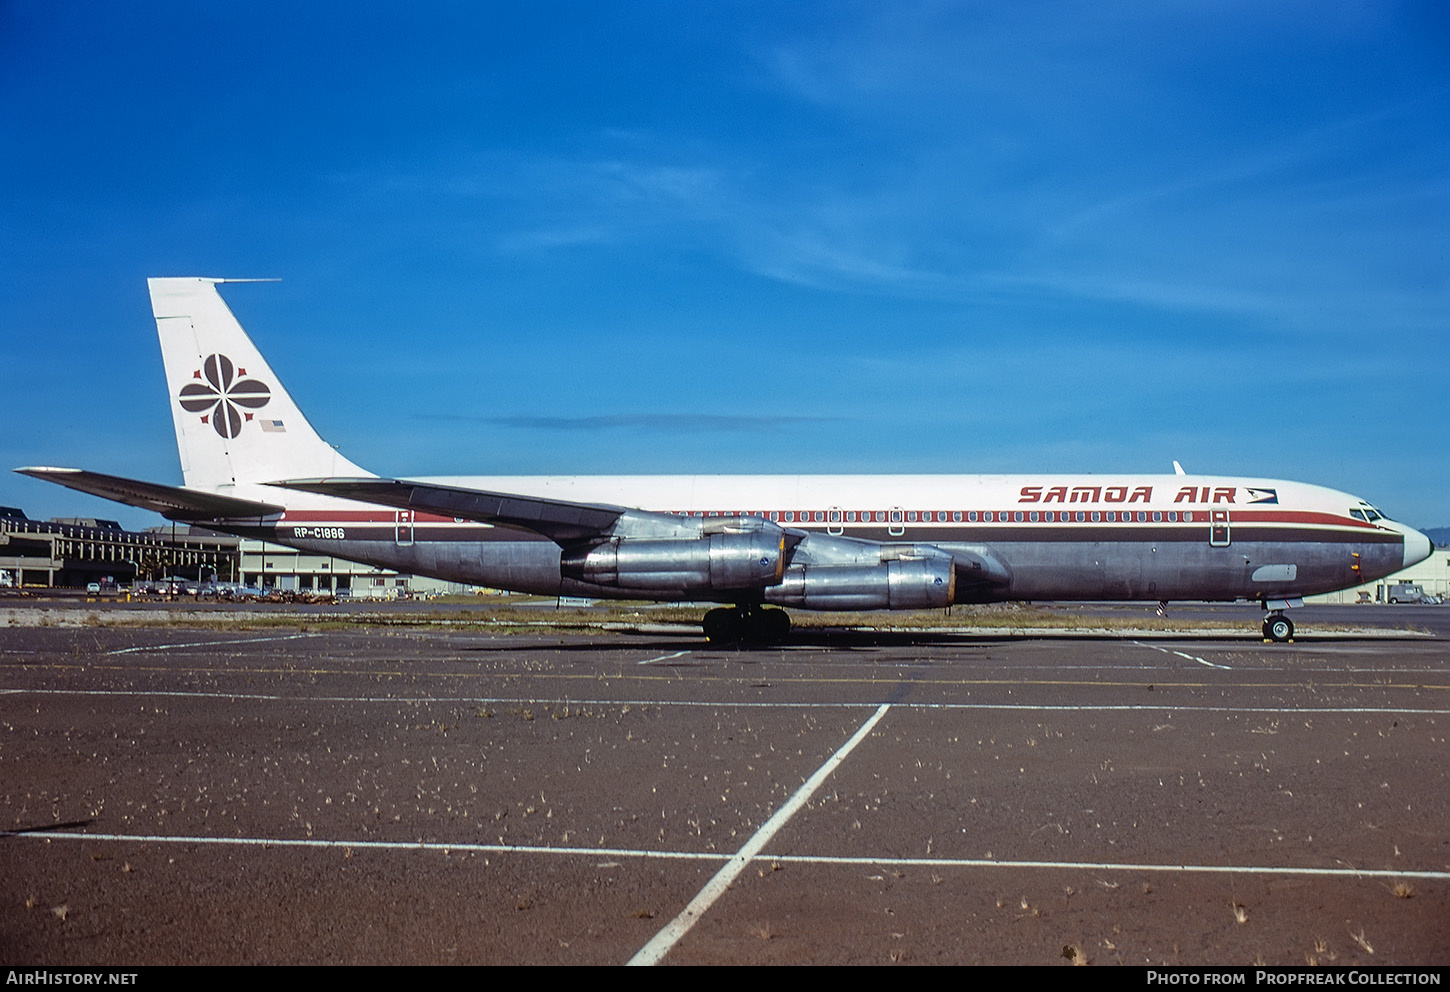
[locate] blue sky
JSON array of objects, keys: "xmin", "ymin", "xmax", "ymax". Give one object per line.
[{"xmin": 2, "ymin": 1, "xmax": 1446, "ymax": 528}]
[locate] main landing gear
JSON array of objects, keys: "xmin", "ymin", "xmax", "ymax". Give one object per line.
[
  {"xmin": 1262, "ymin": 613, "xmax": 1294, "ymax": 643},
  {"xmin": 702, "ymin": 606, "xmax": 791, "ymax": 645}
]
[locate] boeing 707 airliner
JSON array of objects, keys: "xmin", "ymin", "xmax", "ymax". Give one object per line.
[{"xmin": 18, "ymin": 278, "xmax": 1433, "ymax": 643}]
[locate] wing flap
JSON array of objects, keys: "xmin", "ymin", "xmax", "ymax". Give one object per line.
[
  {"xmin": 15, "ymin": 467, "xmax": 284, "ymax": 521},
  {"xmin": 276, "ymin": 477, "xmax": 624, "ymax": 543}
]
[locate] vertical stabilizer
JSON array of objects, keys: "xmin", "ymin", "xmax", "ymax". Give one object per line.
[{"xmin": 150, "ymin": 278, "xmax": 374, "ymax": 492}]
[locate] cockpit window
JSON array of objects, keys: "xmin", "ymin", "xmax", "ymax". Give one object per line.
[
  {"xmin": 1350, "ymin": 509, "xmax": 1367, "ymax": 522},
  {"xmin": 1356, "ymin": 502, "xmax": 1388, "ymax": 522}
]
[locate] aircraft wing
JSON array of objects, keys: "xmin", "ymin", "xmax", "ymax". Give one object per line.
[
  {"xmin": 15, "ymin": 467, "xmax": 285, "ymax": 521},
  {"xmin": 276, "ymin": 477, "xmax": 626, "ymax": 543}
]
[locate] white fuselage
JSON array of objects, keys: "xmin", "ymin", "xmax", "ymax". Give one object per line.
[{"xmin": 236, "ymin": 472, "xmax": 1427, "ymax": 606}]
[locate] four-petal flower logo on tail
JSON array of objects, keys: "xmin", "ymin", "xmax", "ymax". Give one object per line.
[{"xmin": 178, "ymin": 354, "xmax": 272, "ymax": 438}]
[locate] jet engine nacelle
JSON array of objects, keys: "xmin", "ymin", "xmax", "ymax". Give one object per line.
[
  {"xmin": 561, "ymin": 530, "xmax": 786, "ymax": 592},
  {"xmin": 764, "ymin": 557, "xmax": 956, "ymax": 611}
]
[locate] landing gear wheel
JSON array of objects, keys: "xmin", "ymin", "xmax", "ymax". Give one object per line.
[
  {"xmin": 702, "ymin": 607, "xmax": 791, "ymax": 645},
  {"xmin": 749, "ymin": 608, "xmax": 791, "ymax": 643},
  {"xmin": 703, "ymin": 607, "xmax": 743, "ymax": 644},
  {"xmin": 1263, "ymin": 615, "xmax": 1294, "ymax": 643}
]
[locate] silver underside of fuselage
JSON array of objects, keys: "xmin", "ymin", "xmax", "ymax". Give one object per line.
[{"xmin": 248, "ymin": 525, "xmax": 1404, "ymax": 607}]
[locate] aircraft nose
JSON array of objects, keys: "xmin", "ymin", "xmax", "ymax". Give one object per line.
[{"xmin": 1400, "ymin": 525, "xmax": 1433, "ymax": 570}]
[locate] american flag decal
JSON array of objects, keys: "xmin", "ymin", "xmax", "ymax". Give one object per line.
[{"xmin": 259, "ymin": 419, "xmax": 287, "ymax": 433}]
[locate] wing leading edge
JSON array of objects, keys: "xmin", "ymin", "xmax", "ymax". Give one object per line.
[
  {"xmin": 16, "ymin": 467, "xmax": 284, "ymax": 521},
  {"xmin": 275, "ymin": 477, "xmax": 625, "ymax": 543}
]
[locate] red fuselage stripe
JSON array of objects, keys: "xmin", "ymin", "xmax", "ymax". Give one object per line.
[{"xmin": 278, "ymin": 508, "xmax": 1378, "ymax": 529}]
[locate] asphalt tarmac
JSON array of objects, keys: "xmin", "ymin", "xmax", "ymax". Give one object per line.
[{"xmin": 2, "ymin": 603, "xmax": 1447, "ymax": 965}]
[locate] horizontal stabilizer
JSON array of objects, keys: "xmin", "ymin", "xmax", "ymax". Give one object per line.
[
  {"xmin": 15, "ymin": 467, "xmax": 284, "ymax": 521},
  {"xmin": 276, "ymin": 477, "xmax": 624, "ymax": 543}
]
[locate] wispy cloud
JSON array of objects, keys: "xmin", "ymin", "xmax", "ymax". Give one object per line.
[{"xmin": 420, "ymin": 413, "xmax": 842, "ymax": 433}]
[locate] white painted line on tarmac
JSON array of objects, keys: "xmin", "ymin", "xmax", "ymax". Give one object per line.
[
  {"xmin": 627, "ymin": 702, "xmax": 893, "ymax": 967},
  {"xmin": 1133, "ymin": 640, "xmax": 1231, "ymax": 670},
  {"xmin": 637, "ymin": 650, "xmax": 690, "ymax": 665},
  {"xmin": 10, "ymin": 829, "xmax": 1449, "ymax": 884},
  {"xmin": 762, "ymin": 853, "xmax": 1450, "ymax": 880},
  {"xmin": 104, "ymin": 633, "xmax": 320, "ymax": 655},
  {"xmin": 3, "ymin": 687, "xmax": 1449, "ymax": 716},
  {"xmin": 2, "ymin": 830, "xmax": 725, "ymax": 860},
  {"xmin": 1173, "ymin": 648, "xmax": 1230, "ymax": 670}
]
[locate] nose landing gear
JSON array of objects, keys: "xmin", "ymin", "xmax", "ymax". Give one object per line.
[
  {"xmin": 1262, "ymin": 613, "xmax": 1294, "ymax": 643},
  {"xmin": 1260, "ymin": 597, "xmax": 1302, "ymax": 643}
]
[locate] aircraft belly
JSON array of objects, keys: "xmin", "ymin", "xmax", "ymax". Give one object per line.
[
  {"xmin": 269, "ymin": 536, "xmax": 564, "ymax": 596},
  {"xmin": 261, "ymin": 527, "xmax": 1403, "ymax": 605},
  {"xmin": 996, "ymin": 538, "xmax": 1385, "ymax": 602}
]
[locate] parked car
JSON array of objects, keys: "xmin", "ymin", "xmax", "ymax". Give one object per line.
[{"xmin": 1387, "ymin": 582, "xmax": 1436, "ymax": 604}]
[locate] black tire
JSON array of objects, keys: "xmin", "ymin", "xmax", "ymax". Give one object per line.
[
  {"xmin": 1264, "ymin": 615, "xmax": 1294, "ymax": 643},
  {"xmin": 703, "ymin": 608, "xmax": 741, "ymax": 643},
  {"xmin": 705, "ymin": 607, "xmax": 792, "ymax": 645},
  {"xmin": 749, "ymin": 608, "xmax": 791, "ymax": 643}
]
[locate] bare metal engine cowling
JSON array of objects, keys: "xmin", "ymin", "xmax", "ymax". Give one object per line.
[
  {"xmin": 560, "ymin": 530, "xmax": 786, "ymax": 592},
  {"xmin": 764, "ymin": 557, "xmax": 956, "ymax": 610}
]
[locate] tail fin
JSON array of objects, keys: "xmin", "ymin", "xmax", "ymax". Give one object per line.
[{"xmin": 150, "ymin": 278, "xmax": 374, "ymax": 492}]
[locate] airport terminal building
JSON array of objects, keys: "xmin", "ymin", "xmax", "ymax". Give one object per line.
[
  {"xmin": 0, "ymin": 507, "xmax": 475, "ymax": 598},
  {"xmin": 0, "ymin": 506, "xmax": 236, "ymax": 589}
]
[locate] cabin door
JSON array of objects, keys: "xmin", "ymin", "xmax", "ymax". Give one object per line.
[{"xmin": 1209, "ymin": 509, "xmax": 1230, "ymax": 547}]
